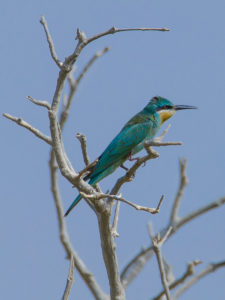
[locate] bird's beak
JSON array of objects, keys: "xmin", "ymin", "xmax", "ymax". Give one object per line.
[{"xmin": 174, "ymin": 105, "xmax": 198, "ymax": 111}]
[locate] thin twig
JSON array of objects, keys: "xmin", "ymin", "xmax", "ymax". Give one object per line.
[
  {"xmin": 26, "ymin": 96, "xmax": 51, "ymax": 110},
  {"xmin": 62, "ymin": 256, "xmax": 74, "ymax": 300},
  {"xmin": 111, "ymin": 201, "xmax": 121, "ymax": 237},
  {"xmin": 76, "ymin": 133, "xmax": 90, "ymax": 166},
  {"xmin": 173, "ymin": 261, "xmax": 225, "ymax": 300},
  {"xmin": 59, "ymin": 47, "xmax": 110, "ymax": 130},
  {"xmin": 81, "ymin": 192, "xmax": 165, "ymax": 215},
  {"xmin": 3, "ymin": 113, "xmax": 52, "ymax": 145},
  {"xmin": 78, "ymin": 159, "xmax": 99, "ymax": 179},
  {"xmin": 163, "ymin": 257, "xmax": 175, "ymax": 285},
  {"xmin": 40, "ymin": 15, "xmax": 63, "ymax": 68},
  {"xmin": 145, "ymin": 140, "xmax": 182, "ymax": 147},
  {"xmin": 153, "ymin": 260, "xmax": 202, "ymax": 300},
  {"xmin": 170, "ymin": 158, "xmax": 188, "ymax": 224},
  {"xmin": 84, "ymin": 27, "xmax": 169, "ymax": 45},
  {"xmin": 159, "ymin": 227, "xmax": 173, "ymax": 246},
  {"xmin": 76, "ymin": 47, "xmax": 110, "ymax": 86},
  {"xmin": 148, "ymin": 224, "xmax": 172, "ymax": 300},
  {"xmin": 176, "ymin": 196, "xmax": 225, "ymax": 229},
  {"xmin": 66, "ymin": 25, "xmax": 170, "ymax": 67},
  {"xmin": 155, "ymin": 124, "xmax": 171, "ymax": 140}
]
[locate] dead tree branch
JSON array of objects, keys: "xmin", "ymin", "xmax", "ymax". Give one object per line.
[
  {"xmin": 26, "ymin": 95, "xmax": 51, "ymax": 110},
  {"xmin": 59, "ymin": 47, "xmax": 110, "ymax": 130},
  {"xmin": 173, "ymin": 261, "xmax": 225, "ymax": 299},
  {"xmin": 170, "ymin": 158, "xmax": 188, "ymax": 224},
  {"xmin": 83, "ymin": 26, "xmax": 169, "ymax": 45},
  {"xmin": 76, "ymin": 133, "xmax": 90, "ymax": 166},
  {"xmin": 111, "ymin": 201, "xmax": 121, "ymax": 238},
  {"xmin": 148, "ymin": 224, "xmax": 173, "ymax": 300},
  {"xmin": 49, "ymin": 152, "xmax": 108, "ymax": 300},
  {"xmin": 153, "ymin": 260, "xmax": 202, "ymax": 300},
  {"xmin": 121, "ymin": 192, "xmax": 225, "ymax": 288},
  {"xmin": 3, "ymin": 113, "xmax": 52, "ymax": 145},
  {"xmin": 62, "ymin": 256, "xmax": 74, "ymax": 300},
  {"xmin": 40, "ymin": 15, "xmax": 63, "ymax": 68},
  {"xmin": 81, "ymin": 192, "xmax": 165, "ymax": 215},
  {"xmin": 4, "ymin": 16, "xmax": 171, "ymax": 300}
]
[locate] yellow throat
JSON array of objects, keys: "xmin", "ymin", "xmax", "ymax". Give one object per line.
[{"xmin": 159, "ymin": 109, "xmax": 176, "ymax": 124}]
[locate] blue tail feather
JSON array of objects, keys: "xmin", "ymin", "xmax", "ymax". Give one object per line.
[
  {"xmin": 64, "ymin": 177, "xmax": 98, "ymax": 217},
  {"xmin": 64, "ymin": 194, "xmax": 82, "ymax": 217},
  {"xmin": 64, "ymin": 159, "xmax": 124, "ymax": 216}
]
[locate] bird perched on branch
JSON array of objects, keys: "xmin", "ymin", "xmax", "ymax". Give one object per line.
[{"xmin": 65, "ymin": 96, "xmax": 196, "ymax": 216}]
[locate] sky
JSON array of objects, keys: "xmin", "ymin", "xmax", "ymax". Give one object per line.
[{"xmin": 1, "ymin": 0, "xmax": 225, "ymax": 299}]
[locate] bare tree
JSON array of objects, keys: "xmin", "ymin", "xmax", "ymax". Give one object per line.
[{"xmin": 3, "ymin": 17, "xmax": 225, "ymax": 300}]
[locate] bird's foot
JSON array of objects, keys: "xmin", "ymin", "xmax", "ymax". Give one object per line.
[
  {"xmin": 128, "ymin": 152, "xmax": 139, "ymax": 162},
  {"xmin": 120, "ymin": 164, "xmax": 129, "ymax": 171}
]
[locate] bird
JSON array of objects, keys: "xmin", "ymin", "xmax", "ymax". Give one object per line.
[{"xmin": 65, "ymin": 96, "xmax": 197, "ymax": 216}]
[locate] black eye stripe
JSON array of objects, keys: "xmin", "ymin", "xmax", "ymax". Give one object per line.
[
  {"xmin": 156, "ymin": 105, "xmax": 172, "ymax": 111},
  {"xmin": 162, "ymin": 105, "xmax": 169, "ymax": 110}
]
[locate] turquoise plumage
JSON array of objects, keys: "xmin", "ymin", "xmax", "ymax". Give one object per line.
[{"xmin": 65, "ymin": 96, "xmax": 196, "ymax": 216}]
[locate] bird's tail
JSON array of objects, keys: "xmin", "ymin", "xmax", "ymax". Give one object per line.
[
  {"xmin": 64, "ymin": 177, "xmax": 99, "ymax": 217},
  {"xmin": 64, "ymin": 193, "xmax": 82, "ymax": 217},
  {"xmin": 64, "ymin": 161, "xmax": 123, "ymax": 217}
]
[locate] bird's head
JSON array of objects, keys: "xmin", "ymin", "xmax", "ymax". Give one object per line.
[{"xmin": 148, "ymin": 96, "xmax": 197, "ymax": 124}]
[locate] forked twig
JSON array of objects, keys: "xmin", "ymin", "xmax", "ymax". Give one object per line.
[
  {"xmin": 153, "ymin": 260, "xmax": 202, "ymax": 300},
  {"xmin": 173, "ymin": 261, "xmax": 225, "ymax": 299},
  {"xmin": 148, "ymin": 224, "xmax": 173, "ymax": 300}
]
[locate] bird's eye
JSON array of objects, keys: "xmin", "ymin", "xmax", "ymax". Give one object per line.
[
  {"xmin": 163, "ymin": 105, "xmax": 171, "ymax": 109},
  {"xmin": 153, "ymin": 96, "xmax": 159, "ymax": 101}
]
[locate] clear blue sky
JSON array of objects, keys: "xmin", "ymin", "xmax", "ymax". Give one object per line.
[{"xmin": 1, "ymin": 0, "xmax": 225, "ymax": 299}]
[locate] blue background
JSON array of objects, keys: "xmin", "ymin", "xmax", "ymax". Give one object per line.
[{"xmin": 1, "ymin": 0, "xmax": 225, "ymax": 299}]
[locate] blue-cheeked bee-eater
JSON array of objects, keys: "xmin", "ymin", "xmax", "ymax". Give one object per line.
[{"xmin": 65, "ymin": 96, "xmax": 197, "ymax": 216}]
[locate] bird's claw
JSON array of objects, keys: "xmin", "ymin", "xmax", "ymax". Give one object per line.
[{"xmin": 128, "ymin": 151, "xmax": 140, "ymax": 162}]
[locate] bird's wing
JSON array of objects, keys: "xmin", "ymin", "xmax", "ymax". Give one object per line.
[{"xmin": 89, "ymin": 121, "xmax": 152, "ymax": 180}]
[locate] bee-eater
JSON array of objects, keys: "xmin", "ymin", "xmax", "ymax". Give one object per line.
[{"xmin": 65, "ymin": 96, "xmax": 197, "ymax": 216}]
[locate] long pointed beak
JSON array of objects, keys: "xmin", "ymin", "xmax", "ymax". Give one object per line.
[{"xmin": 174, "ymin": 105, "xmax": 198, "ymax": 111}]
